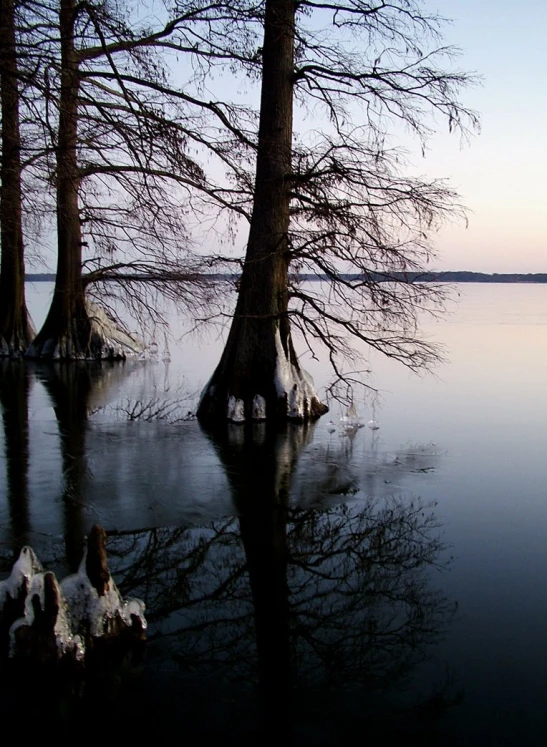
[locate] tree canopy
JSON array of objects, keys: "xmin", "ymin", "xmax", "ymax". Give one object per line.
[
  {"xmin": 1, "ymin": 0, "xmax": 478, "ymax": 414},
  {"xmin": 197, "ymin": 0, "xmax": 479, "ymax": 422}
]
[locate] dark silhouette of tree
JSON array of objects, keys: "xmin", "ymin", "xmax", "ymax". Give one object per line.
[
  {"xmin": 22, "ymin": 1, "xmax": 246, "ymax": 358},
  {"xmin": 0, "ymin": 0, "xmax": 35, "ymax": 355},
  {"xmin": 198, "ymin": 0, "xmax": 478, "ymax": 423},
  {"xmin": 36, "ymin": 361, "xmax": 128, "ymax": 570},
  {"xmin": 103, "ymin": 424, "xmax": 455, "ymax": 742}
]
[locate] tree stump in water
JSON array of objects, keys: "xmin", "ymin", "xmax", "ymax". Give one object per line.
[{"xmin": 0, "ymin": 524, "xmax": 146, "ymax": 669}]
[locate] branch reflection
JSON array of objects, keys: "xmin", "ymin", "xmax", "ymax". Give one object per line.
[
  {"xmin": 0, "ymin": 377, "xmax": 457, "ymax": 742},
  {"xmin": 107, "ymin": 424, "xmax": 455, "ymax": 742}
]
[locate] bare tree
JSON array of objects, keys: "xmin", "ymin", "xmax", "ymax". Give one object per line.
[
  {"xmin": 0, "ymin": 0, "xmax": 35, "ymax": 356},
  {"xmin": 4, "ymin": 0, "xmax": 477, "ymax": 382},
  {"xmin": 197, "ymin": 0, "xmax": 479, "ymax": 423},
  {"xmin": 23, "ymin": 0, "xmax": 251, "ymax": 358}
]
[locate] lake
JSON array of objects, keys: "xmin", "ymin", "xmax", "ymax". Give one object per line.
[{"xmin": 0, "ymin": 281, "xmax": 546, "ymax": 744}]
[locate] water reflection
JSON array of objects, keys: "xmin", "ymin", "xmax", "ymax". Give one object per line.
[
  {"xmin": 0, "ymin": 361, "xmax": 31, "ymax": 549},
  {"xmin": 0, "ymin": 366, "xmax": 456, "ymax": 742},
  {"xmin": 36, "ymin": 362, "xmax": 131, "ymax": 571},
  {"xmin": 106, "ymin": 425, "xmax": 455, "ymax": 742}
]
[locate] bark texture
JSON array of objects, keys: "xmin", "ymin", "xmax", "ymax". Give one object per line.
[
  {"xmin": 0, "ymin": 0, "xmax": 35, "ymax": 355},
  {"xmin": 198, "ymin": 0, "xmax": 327, "ymax": 424}
]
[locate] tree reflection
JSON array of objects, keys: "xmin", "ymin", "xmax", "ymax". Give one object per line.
[
  {"xmin": 107, "ymin": 424, "xmax": 454, "ymax": 742},
  {"xmin": 0, "ymin": 361, "xmax": 31, "ymax": 549},
  {"xmin": 36, "ymin": 362, "xmax": 128, "ymax": 571},
  {"xmin": 0, "ymin": 381, "xmax": 457, "ymax": 742}
]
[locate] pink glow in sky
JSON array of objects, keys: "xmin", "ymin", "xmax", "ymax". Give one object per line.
[{"xmin": 417, "ymin": 0, "xmax": 546, "ymax": 272}]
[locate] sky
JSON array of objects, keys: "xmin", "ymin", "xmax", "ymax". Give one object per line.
[
  {"xmin": 196, "ymin": 0, "xmax": 546, "ymax": 274},
  {"xmin": 413, "ymin": 0, "xmax": 547, "ymax": 272},
  {"xmin": 34, "ymin": 0, "xmax": 545, "ymax": 275}
]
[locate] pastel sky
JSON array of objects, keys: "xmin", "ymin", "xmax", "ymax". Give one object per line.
[
  {"xmin": 35, "ymin": 0, "xmax": 543, "ymax": 275},
  {"xmin": 414, "ymin": 0, "xmax": 546, "ymax": 272},
  {"xmin": 204, "ymin": 0, "xmax": 546, "ymax": 274}
]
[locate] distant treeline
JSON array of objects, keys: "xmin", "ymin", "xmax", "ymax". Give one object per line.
[{"xmin": 25, "ymin": 271, "xmax": 547, "ymax": 284}]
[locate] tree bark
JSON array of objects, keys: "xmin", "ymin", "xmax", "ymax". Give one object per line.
[
  {"xmin": 0, "ymin": 0, "xmax": 35, "ymax": 356},
  {"xmin": 198, "ymin": 0, "xmax": 327, "ymax": 424},
  {"xmin": 28, "ymin": 0, "xmax": 96, "ymax": 359}
]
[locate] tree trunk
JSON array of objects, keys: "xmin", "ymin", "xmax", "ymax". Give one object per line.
[
  {"xmin": 27, "ymin": 0, "xmax": 96, "ymax": 359},
  {"xmin": 197, "ymin": 0, "xmax": 327, "ymax": 424},
  {"xmin": 0, "ymin": 0, "xmax": 35, "ymax": 356}
]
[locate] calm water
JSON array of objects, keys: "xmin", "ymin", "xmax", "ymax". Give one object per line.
[{"xmin": 1, "ymin": 282, "xmax": 547, "ymax": 744}]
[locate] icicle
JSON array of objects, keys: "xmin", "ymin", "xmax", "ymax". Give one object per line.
[
  {"xmin": 227, "ymin": 395, "xmax": 245, "ymax": 423},
  {"xmin": 252, "ymin": 394, "xmax": 267, "ymax": 420}
]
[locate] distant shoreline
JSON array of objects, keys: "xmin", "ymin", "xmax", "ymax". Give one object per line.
[{"xmin": 25, "ymin": 271, "xmax": 547, "ymax": 284}]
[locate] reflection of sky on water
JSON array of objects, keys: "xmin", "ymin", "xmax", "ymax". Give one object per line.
[{"xmin": 0, "ymin": 282, "xmax": 546, "ymax": 743}]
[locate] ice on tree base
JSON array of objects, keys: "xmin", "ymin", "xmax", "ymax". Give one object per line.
[
  {"xmin": 86, "ymin": 303, "xmax": 144, "ymax": 360},
  {"xmin": 199, "ymin": 324, "xmax": 328, "ymax": 424},
  {"xmin": 26, "ymin": 302, "xmax": 144, "ymax": 361},
  {"xmin": 0, "ymin": 525, "xmax": 146, "ymax": 668},
  {"xmin": 274, "ymin": 328, "xmax": 328, "ymax": 421}
]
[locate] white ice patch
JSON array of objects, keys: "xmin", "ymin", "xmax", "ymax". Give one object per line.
[
  {"xmin": 61, "ymin": 560, "xmax": 146, "ymax": 639},
  {"xmin": 9, "ymin": 573, "xmax": 85, "ymax": 660},
  {"xmin": 227, "ymin": 395, "xmax": 245, "ymax": 423},
  {"xmin": 340, "ymin": 404, "xmax": 365, "ymax": 434},
  {"xmin": 274, "ymin": 327, "xmax": 319, "ymax": 419},
  {"xmin": 0, "ymin": 546, "xmax": 42, "ymax": 607},
  {"xmin": 87, "ymin": 301, "xmax": 144, "ymax": 359},
  {"xmin": 252, "ymin": 395, "xmax": 267, "ymax": 421}
]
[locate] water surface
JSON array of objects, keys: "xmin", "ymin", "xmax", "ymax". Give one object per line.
[{"xmin": 0, "ymin": 282, "xmax": 546, "ymax": 744}]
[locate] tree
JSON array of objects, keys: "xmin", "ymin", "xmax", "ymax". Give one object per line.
[
  {"xmin": 2, "ymin": 0, "xmax": 255, "ymax": 359},
  {"xmin": 197, "ymin": 0, "xmax": 478, "ymax": 424},
  {"xmin": 25, "ymin": 0, "xmax": 181, "ymax": 357},
  {"xmin": 0, "ymin": 0, "xmax": 35, "ymax": 356},
  {"xmin": 25, "ymin": 0, "xmax": 245, "ymax": 358}
]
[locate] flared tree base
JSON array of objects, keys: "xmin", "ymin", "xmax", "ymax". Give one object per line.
[
  {"xmin": 198, "ymin": 326, "xmax": 328, "ymax": 424},
  {"xmin": 27, "ymin": 302, "xmax": 143, "ymax": 361}
]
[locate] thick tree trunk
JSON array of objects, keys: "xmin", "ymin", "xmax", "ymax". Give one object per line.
[
  {"xmin": 27, "ymin": 0, "xmax": 108, "ymax": 360},
  {"xmin": 0, "ymin": 0, "xmax": 35, "ymax": 356},
  {"xmin": 198, "ymin": 0, "xmax": 327, "ymax": 424}
]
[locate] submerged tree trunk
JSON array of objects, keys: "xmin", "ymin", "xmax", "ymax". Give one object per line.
[
  {"xmin": 0, "ymin": 0, "xmax": 35, "ymax": 356},
  {"xmin": 198, "ymin": 0, "xmax": 327, "ymax": 424},
  {"xmin": 28, "ymin": 0, "xmax": 99, "ymax": 359}
]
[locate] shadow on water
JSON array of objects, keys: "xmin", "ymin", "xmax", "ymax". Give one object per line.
[
  {"xmin": 0, "ymin": 369, "xmax": 461, "ymax": 743},
  {"xmin": 0, "ymin": 361, "xmax": 31, "ymax": 550}
]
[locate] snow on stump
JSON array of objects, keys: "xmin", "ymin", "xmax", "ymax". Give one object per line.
[{"xmin": 0, "ymin": 525, "xmax": 146, "ymax": 670}]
